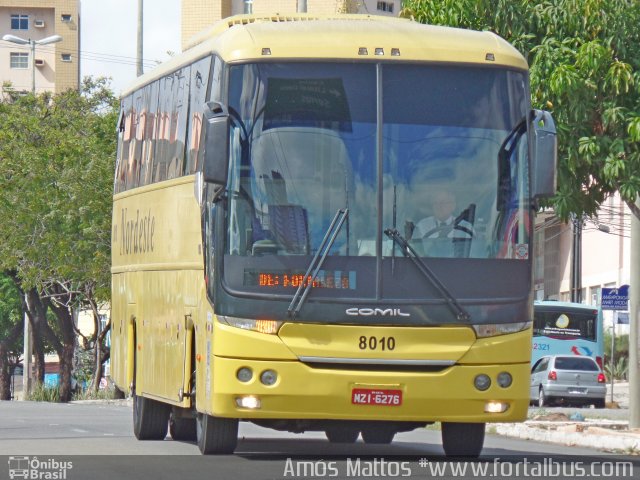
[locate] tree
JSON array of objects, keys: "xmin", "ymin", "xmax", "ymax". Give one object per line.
[
  {"xmin": 0, "ymin": 272, "xmax": 23, "ymax": 400},
  {"xmin": 401, "ymin": 0, "xmax": 640, "ymax": 221},
  {"xmin": 0, "ymin": 77, "xmax": 117, "ymax": 401}
]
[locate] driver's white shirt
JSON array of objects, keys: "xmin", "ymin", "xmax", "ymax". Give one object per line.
[
  {"xmin": 415, "ymin": 215, "xmax": 473, "ymax": 239},
  {"xmin": 415, "ymin": 216, "xmax": 454, "ymax": 239}
]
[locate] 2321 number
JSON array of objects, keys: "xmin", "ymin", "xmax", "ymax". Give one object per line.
[{"xmin": 358, "ymin": 336, "xmax": 396, "ymax": 351}]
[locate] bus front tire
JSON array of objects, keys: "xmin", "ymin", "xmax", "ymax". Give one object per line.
[
  {"xmin": 325, "ymin": 426, "xmax": 359, "ymax": 443},
  {"xmin": 133, "ymin": 394, "xmax": 170, "ymax": 440},
  {"xmin": 196, "ymin": 413, "xmax": 238, "ymax": 454},
  {"xmin": 441, "ymin": 422, "xmax": 485, "ymax": 457},
  {"xmin": 361, "ymin": 427, "xmax": 395, "ymax": 444}
]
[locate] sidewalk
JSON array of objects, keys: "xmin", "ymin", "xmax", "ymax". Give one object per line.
[{"xmin": 494, "ymin": 383, "xmax": 640, "ymax": 454}]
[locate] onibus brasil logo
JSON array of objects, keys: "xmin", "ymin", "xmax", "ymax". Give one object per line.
[{"xmin": 8, "ymin": 456, "xmax": 73, "ymax": 479}]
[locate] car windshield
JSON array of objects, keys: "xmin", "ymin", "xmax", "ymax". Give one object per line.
[{"xmin": 554, "ymin": 357, "xmax": 599, "ymax": 371}]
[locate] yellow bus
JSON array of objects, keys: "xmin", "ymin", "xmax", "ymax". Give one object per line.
[{"xmin": 111, "ymin": 13, "xmax": 557, "ymax": 456}]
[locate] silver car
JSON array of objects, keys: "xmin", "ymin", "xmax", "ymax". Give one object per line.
[{"xmin": 530, "ymin": 355, "xmax": 606, "ymax": 408}]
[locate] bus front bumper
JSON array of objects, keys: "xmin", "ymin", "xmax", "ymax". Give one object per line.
[{"xmin": 207, "ymin": 356, "xmax": 530, "ymax": 423}]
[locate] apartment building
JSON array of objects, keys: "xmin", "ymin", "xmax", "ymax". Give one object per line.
[
  {"xmin": 0, "ymin": 0, "xmax": 79, "ymax": 95},
  {"xmin": 182, "ymin": 0, "xmax": 401, "ymax": 50}
]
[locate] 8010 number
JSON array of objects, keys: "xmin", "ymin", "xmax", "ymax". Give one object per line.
[{"xmin": 358, "ymin": 336, "xmax": 396, "ymax": 351}]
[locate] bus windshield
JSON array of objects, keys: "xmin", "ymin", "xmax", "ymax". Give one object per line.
[{"xmin": 218, "ymin": 62, "xmax": 530, "ymax": 317}]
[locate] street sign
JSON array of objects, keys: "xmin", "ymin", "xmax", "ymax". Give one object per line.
[
  {"xmin": 601, "ymin": 285, "xmax": 629, "ymax": 311},
  {"xmin": 617, "ymin": 312, "xmax": 629, "ymax": 325}
]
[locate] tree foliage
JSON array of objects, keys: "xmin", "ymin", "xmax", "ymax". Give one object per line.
[
  {"xmin": 0, "ymin": 77, "xmax": 118, "ymax": 400},
  {"xmin": 401, "ymin": 0, "xmax": 640, "ymax": 220}
]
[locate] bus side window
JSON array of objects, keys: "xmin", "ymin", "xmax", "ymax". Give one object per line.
[
  {"xmin": 118, "ymin": 95, "xmax": 134, "ymax": 192},
  {"xmin": 153, "ymin": 76, "xmax": 172, "ymax": 183},
  {"xmin": 185, "ymin": 56, "xmax": 212, "ymax": 174},
  {"xmin": 114, "ymin": 105, "xmax": 126, "ymax": 193},
  {"xmin": 139, "ymin": 81, "xmax": 159, "ymax": 187},
  {"xmin": 167, "ymin": 67, "xmax": 189, "ymax": 180},
  {"xmin": 125, "ymin": 90, "xmax": 144, "ymax": 190}
]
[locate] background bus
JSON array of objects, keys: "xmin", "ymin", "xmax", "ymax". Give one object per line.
[
  {"xmin": 532, "ymin": 301, "xmax": 604, "ymax": 369},
  {"xmin": 110, "ymin": 14, "xmax": 557, "ymax": 457}
]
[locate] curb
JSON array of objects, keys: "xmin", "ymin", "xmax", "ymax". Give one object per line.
[{"xmin": 494, "ymin": 422, "xmax": 640, "ymax": 453}]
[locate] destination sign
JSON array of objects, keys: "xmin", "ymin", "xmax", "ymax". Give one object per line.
[{"xmin": 244, "ymin": 269, "xmax": 356, "ymax": 289}]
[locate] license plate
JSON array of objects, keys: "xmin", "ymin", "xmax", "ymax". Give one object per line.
[
  {"xmin": 352, "ymin": 388, "xmax": 402, "ymax": 406},
  {"xmin": 568, "ymin": 388, "xmax": 587, "ymax": 394}
]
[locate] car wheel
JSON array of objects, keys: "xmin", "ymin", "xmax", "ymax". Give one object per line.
[
  {"xmin": 538, "ymin": 387, "xmax": 548, "ymax": 408},
  {"xmin": 594, "ymin": 398, "xmax": 606, "ymax": 409}
]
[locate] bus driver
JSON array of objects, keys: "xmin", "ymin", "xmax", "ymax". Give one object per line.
[{"xmin": 414, "ymin": 189, "xmax": 474, "ymax": 257}]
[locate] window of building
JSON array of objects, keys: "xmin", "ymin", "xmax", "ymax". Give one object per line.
[
  {"xmin": 590, "ymin": 285, "xmax": 601, "ymax": 306},
  {"xmin": 11, "ymin": 14, "xmax": 29, "ymax": 30},
  {"xmin": 61, "ymin": 14, "xmax": 72, "ymax": 22},
  {"xmin": 377, "ymin": 1, "xmax": 394, "ymax": 13},
  {"xmin": 61, "ymin": 53, "xmax": 72, "ymax": 62},
  {"xmin": 10, "ymin": 52, "xmax": 29, "ymax": 69}
]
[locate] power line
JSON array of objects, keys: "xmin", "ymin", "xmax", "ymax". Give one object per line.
[{"xmin": 0, "ymin": 42, "xmax": 164, "ymax": 69}]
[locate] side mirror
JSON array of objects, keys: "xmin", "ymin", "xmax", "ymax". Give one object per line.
[
  {"xmin": 202, "ymin": 101, "xmax": 229, "ymax": 185},
  {"xmin": 530, "ymin": 109, "xmax": 557, "ymax": 199}
]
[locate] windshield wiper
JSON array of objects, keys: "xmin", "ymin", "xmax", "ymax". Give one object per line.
[
  {"xmin": 383, "ymin": 228, "xmax": 471, "ymax": 322},
  {"xmin": 288, "ymin": 209, "xmax": 349, "ymax": 320}
]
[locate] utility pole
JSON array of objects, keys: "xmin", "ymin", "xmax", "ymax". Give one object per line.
[
  {"xmin": 137, "ymin": 0, "xmax": 144, "ymax": 77},
  {"xmin": 570, "ymin": 215, "xmax": 583, "ymax": 303},
  {"xmin": 630, "ymin": 196, "xmax": 640, "ymax": 428}
]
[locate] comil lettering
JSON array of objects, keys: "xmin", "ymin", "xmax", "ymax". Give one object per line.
[
  {"xmin": 346, "ymin": 308, "xmax": 410, "ymax": 317},
  {"xmin": 120, "ymin": 208, "xmax": 155, "ymax": 255}
]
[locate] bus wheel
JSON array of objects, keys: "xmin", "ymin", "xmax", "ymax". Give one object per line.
[
  {"xmin": 196, "ymin": 413, "xmax": 238, "ymax": 454},
  {"xmin": 325, "ymin": 426, "xmax": 359, "ymax": 443},
  {"xmin": 361, "ymin": 427, "xmax": 395, "ymax": 444},
  {"xmin": 538, "ymin": 387, "xmax": 548, "ymax": 407},
  {"xmin": 169, "ymin": 413, "xmax": 197, "ymax": 441},
  {"xmin": 441, "ymin": 422, "xmax": 485, "ymax": 457},
  {"xmin": 133, "ymin": 394, "xmax": 170, "ymax": 440}
]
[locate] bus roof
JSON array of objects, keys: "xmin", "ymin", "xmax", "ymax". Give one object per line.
[{"xmin": 123, "ymin": 14, "xmax": 528, "ymax": 96}]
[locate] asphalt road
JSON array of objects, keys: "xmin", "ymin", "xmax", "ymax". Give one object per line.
[{"xmin": 0, "ymin": 401, "xmax": 637, "ymax": 480}]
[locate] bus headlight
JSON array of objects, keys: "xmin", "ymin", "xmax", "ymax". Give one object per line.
[
  {"xmin": 220, "ymin": 316, "xmax": 283, "ymax": 335},
  {"xmin": 472, "ymin": 321, "xmax": 531, "ymax": 338},
  {"xmin": 497, "ymin": 372, "xmax": 513, "ymax": 388},
  {"xmin": 485, "ymin": 401, "xmax": 509, "ymax": 413},
  {"xmin": 474, "ymin": 374, "xmax": 491, "ymax": 391},
  {"xmin": 236, "ymin": 367, "xmax": 253, "ymax": 382},
  {"xmin": 260, "ymin": 370, "xmax": 278, "ymax": 386}
]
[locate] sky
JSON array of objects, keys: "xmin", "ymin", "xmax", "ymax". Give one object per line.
[{"xmin": 80, "ymin": 0, "xmax": 181, "ymax": 95}]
